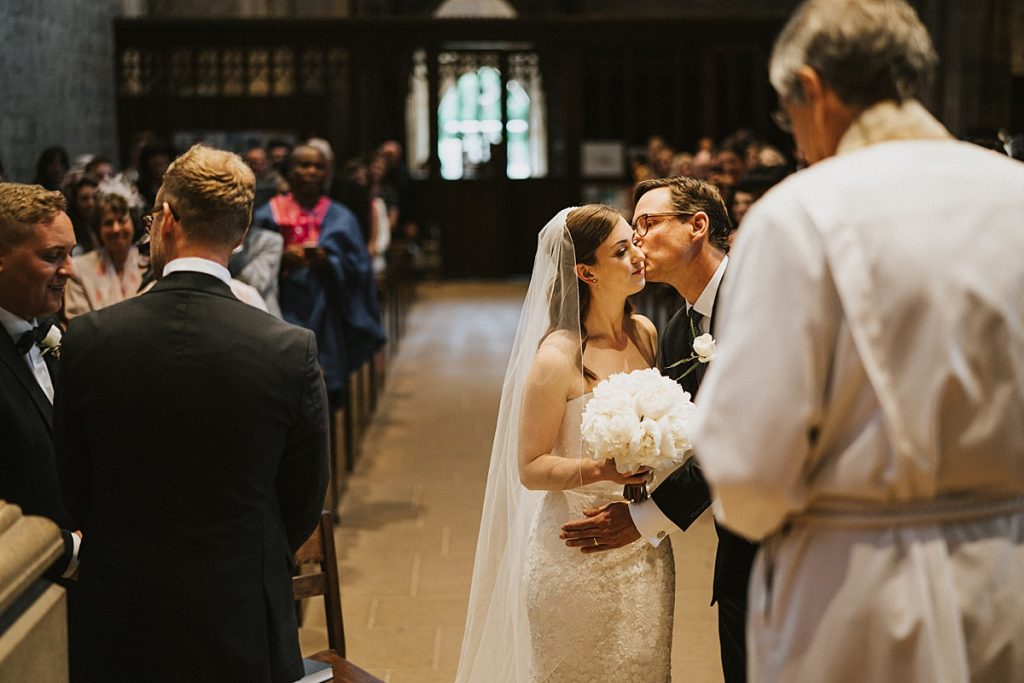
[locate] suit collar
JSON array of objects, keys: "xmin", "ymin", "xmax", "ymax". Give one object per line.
[
  {"xmin": 0, "ymin": 323, "xmax": 53, "ymax": 431},
  {"xmin": 149, "ymin": 270, "xmax": 237, "ymax": 301}
]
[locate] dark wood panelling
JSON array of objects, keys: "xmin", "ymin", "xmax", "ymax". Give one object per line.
[{"xmin": 116, "ymin": 17, "xmax": 785, "ymax": 276}]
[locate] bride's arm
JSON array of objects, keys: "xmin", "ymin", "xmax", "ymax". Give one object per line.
[{"xmin": 517, "ymin": 341, "xmax": 641, "ymax": 491}]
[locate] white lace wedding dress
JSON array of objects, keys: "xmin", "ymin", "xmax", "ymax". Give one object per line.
[{"xmin": 523, "ymin": 392, "xmax": 675, "ymax": 682}]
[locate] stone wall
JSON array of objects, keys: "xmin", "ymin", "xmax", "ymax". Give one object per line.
[
  {"xmin": 145, "ymin": 0, "xmax": 350, "ymax": 17},
  {"xmin": 0, "ymin": 0, "xmax": 122, "ymax": 182}
]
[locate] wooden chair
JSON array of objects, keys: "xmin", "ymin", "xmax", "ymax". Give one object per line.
[{"xmin": 294, "ymin": 511, "xmax": 384, "ymax": 683}]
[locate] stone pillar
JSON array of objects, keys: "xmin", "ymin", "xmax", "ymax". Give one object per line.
[
  {"xmin": 0, "ymin": 501, "xmax": 68, "ymax": 683},
  {"xmin": 0, "ymin": 0, "xmax": 122, "ymax": 182}
]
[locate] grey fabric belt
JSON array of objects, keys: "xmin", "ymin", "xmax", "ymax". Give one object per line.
[{"xmin": 789, "ymin": 494, "xmax": 1024, "ymax": 529}]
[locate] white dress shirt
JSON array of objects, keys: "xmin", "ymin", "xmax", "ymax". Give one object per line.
[
  {"xmin": 630, "ymin": 255, "xmax": 729, "ymax": 546},
  {"xmin": 0, "ymin": 306, "xmax": 56, "ymax": 404},
  {"xmin": 163, "ymin": 256, "xmax": 233, "ymax": 285}
]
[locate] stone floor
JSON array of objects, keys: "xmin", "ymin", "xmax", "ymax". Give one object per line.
[{"xmin": 299, "ymin": 281, "xmax": 724, "ymax": 682}]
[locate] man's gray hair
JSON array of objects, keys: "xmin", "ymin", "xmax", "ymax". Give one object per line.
[{"xmin": 770, "ymin": 0, "xmax": 938, "ymax": 106}]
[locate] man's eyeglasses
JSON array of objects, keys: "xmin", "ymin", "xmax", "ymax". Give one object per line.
[
  {"xmin": 632, "ymin": 212, "xmax": 693, "ymax": 237},
  {"xmin": 771, "ymin": 108, "xmax": 793, "ymax": 134},
  {"xmin": 140, "ymin": 202, "xmax": 179, "ymax": 234}
]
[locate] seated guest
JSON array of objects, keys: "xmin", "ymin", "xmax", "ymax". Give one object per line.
[
  {"xmin": 243, "ymin": 144, "xmax": 288, "ymax": 209},
  {"xmin": 55, "ymin": 144, "xmax": 329, "ymax": 683},
  {"xmin": 228, "ymin": 224, "xmax": 284, "ymax": 317},
  {"xmin": 728, "ymin": 164, "xmax": 791, "ymax": 235},
  {"xmin": 66, "ymin": 176, "xmax": 99, "ymax": 253},
  {"xmin": 64, "ymin": 193, "xmax": 143, "ymax": 318},
  {"xmin": 84, "ymin": 155, "xmax": 115, "ymax": 182},
  {"xmin": 33, "ymin": 145, "xmax": 70, "ymax": 192},
  {"xmin": 254, "ymin": 143, "xmax": 385, "ymax": 405}
]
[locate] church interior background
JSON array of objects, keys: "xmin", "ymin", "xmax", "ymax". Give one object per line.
[
  {"xmin": 2, "ymin": 0, "xmax": 1022, "ymax": 277},
  {"xmin": 1, "ymin": 1, "xmax": 1023, "ymax": 681}
]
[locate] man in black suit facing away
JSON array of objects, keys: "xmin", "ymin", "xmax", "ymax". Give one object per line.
[
  {"xmin": 561, "ymin": 176, "xmax": 758, "ymax": 682},
  {"xmin": 56, "ymin": 144, "xmax": 329, "ymax": 683},
  {"xmin": 0, "ymin": 183, "xmax": 80, "ymax": 581}
]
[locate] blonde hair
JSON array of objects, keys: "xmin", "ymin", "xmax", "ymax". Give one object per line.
[
  {"xmin": 160, "ymin": 144, "xmax": 255, "ymax": 246},
  {"xmin": 0, "ymin": 183, "xmax": 67, "ymax": 248}
]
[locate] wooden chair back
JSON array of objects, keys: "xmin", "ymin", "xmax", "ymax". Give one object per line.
[{"xmin": 293, "ymin": 510, "xmax": 346, "ymax": 657}]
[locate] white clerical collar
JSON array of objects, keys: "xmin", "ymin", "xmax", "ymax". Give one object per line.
[
  {"xmin": 162, "ymin": 257, "xmax": 232, "ymax": 286},
  {"xmin": 0, "ymin": 305, "xmax": 34, "ymax": 342},
  {"xmin": 689, "ymin": 255, "xmax": 728, "ymax": 319}
]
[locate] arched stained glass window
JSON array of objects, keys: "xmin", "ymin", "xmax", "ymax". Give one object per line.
[{"xmin": 421, "ymin": 51, "xmax": 547, "ymax": 180}]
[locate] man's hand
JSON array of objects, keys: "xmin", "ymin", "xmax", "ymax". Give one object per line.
[
  {"xmin": 560, "ymin": 501, "xmax": 641, "ymax": 553},
  {"xmin": 281, "ymin": 244, "xmax": 307, "ymax": 269}
]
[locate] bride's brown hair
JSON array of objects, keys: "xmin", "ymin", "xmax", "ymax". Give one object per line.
[{"xmin": 546, "ymin": 204, "xmax": 650, "ymax": 382}]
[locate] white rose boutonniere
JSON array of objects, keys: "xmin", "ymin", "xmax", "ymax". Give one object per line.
[
  {"xmin": 692, "ymin": 333, "xmax": 716, "ymax": 363},
  {"xmin": 39, "ymin": 325, "xmax": 62, "ymax": 360}
]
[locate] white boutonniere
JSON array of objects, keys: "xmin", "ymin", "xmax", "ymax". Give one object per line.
[
  {"xmin": 39, "ymin": 325, "xmax": 62, "ymax": 360},
  {"xmin": 692, "ymin": 333, "xmax": 716, "ymax": 363},
  {"xmin": 664, "ymin": 317, "xmax": 716, "ymax": 380}
]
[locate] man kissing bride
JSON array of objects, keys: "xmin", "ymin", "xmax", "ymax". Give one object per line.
[{"xmin": 456, "ymin": 176, "xmax": 745, "ymax": 682}]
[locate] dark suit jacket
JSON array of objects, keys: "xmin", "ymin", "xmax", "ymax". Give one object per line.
[
  {"xmin": 651, "ymin": 295, "xmax": 759, "ymax": 605},
  {"xmin": 55, "ymin": 271, "xmax": 330, "ymax": 683},
  {"xmin": 0, "ymin": 320, "xmax": 76, "ymax": 579}
]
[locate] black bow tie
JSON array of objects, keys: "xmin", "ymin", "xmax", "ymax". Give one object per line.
[{"xmin": 15, "ymin": 322, "xmax": 54, "ymax": 355}]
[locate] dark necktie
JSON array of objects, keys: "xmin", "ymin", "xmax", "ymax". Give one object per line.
[
  {"xmin": 687, "ymin": 306, "xmax": 704, "ymax": 335},
  {"xmin": 15, "ymin": 322, "xmax": 54, "ymax": 355}
]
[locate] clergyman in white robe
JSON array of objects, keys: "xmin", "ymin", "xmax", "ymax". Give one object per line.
[{"xmin": 691, "ymin": 99, "xmax": 1024, "ymax": 681}]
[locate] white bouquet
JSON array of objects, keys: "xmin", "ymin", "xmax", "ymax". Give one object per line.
[{"xmin": 581, "ymin": 368, "xmax": 695, "ymax": 501}]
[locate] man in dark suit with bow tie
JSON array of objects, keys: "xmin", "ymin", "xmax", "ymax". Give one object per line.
[
  {"xmin": 0, "ymin": 182, "xmax": 80, "ymax": 581},
  {"xmin": 561, "ymin": 176, "xmax": 758, "ymax": 682},
  {"xmin": 55, "ymin": 144, "xmax": 329, "ymax": 683}
]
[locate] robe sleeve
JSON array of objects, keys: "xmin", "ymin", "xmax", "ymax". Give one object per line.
[{"xmin": 690, "ymin": 195, "xmax": 841, "ymax": 540}]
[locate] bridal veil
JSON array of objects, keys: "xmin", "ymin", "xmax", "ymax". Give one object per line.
[{"xmin": 455, "ymin": 208, "xmax": 584, "ymax": 681}]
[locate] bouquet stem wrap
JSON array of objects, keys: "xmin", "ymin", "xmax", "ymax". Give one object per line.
[{"xmin": 623, "ymin": 482, "xmax": 648, "ymax": 503}]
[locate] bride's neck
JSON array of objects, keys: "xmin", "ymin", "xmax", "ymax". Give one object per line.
[{"xmin": 584, "ymin": 293, "xmax": 627, "ymax": 342}]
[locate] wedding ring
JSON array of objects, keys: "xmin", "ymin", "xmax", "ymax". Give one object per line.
[{"xmin": 592, "ymin": 538, "xmax": 599, "ymax": 547}]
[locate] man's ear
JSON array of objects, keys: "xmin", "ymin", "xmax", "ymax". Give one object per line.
[
  {"xmin": 158, "ymin": 201, "xmax": 177, "ymax": 239},
  {"xmin": 691, "ymin": 212, "xmax": 709, "ymax": 241},
  {"xmin": 232, "ymin": 226, "xmax": 250, "ymax": 252},
  {"xmin": 795, "ymin": 65, "xmax": 823, "ymax": 105}
]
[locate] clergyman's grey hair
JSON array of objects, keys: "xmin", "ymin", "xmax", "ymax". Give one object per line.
[{"xmin": 769, "ymin": 0, "xmax": 938, "ymax": 107}]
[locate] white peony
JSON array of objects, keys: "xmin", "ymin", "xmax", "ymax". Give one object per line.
[
  {"xmin": 627, "ymin": 417, "xmax": 661, "ymax": 470},
  {"xmin": 581, "ymin": 368, "xmax": 694, "ymax": 475}
]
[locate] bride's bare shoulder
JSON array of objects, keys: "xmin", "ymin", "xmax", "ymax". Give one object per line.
[
  {"xmin": 631, "ymin": 314, "xmax": 658, "ymax": 353},
  {"xmin": 529, "ymin": 332, "xmax": 580, "ymax": 385}
]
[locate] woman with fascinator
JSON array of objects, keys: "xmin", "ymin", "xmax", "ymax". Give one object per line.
[{"xmin": 457, "ymin": 205, "xmax": 675, "ymax": 681}]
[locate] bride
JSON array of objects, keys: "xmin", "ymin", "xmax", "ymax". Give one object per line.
[{"xmin": 456, "ymin": 205, "xmax": 675, "ymax": 681}]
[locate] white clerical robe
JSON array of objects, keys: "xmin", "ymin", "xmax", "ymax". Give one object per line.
[{"xmin": 692, "ymin": 101, "xmax": 1024, "ymax": 682}]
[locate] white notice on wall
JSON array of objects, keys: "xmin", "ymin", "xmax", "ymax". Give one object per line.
[{"xmin": 580, "ymin": 141, "xmax": 625, "ymax": 179}]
